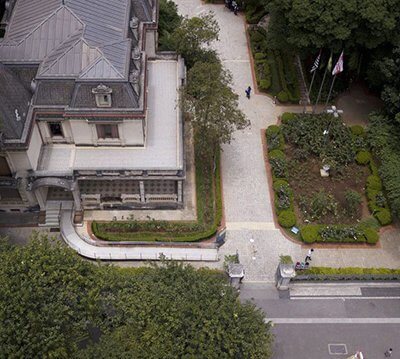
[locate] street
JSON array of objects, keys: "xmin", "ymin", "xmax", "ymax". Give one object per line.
[{"xmin": 240, "ymin": 282, "xmax": 400, "ymax": 359}]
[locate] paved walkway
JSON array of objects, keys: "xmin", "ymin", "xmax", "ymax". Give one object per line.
[
  {"xmin": 60, "ymin": 210, "xmax": 218, "ymax": 261},
  {"xmin": 173, "ymin": 0, "xmax": 400, "ymax": 281}
]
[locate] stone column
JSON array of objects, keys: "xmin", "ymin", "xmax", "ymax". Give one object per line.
[
  {"xmin": 34, "ymin": 188, "xmax": 46, "ymax": 210},
  {"xmin": 72, "ymin": 182, "xmax": 82, "ymax": 211},
  {"xmin": 139, "ymin": 181, "xmax": 145, "ymax": 202},
  {"xmin": 177, "ymin": 180, "xmax": 183, "ymax": 203},
  {"xmin": 275, "ymin": 263, "xmax": 296, "ymax": 290}
]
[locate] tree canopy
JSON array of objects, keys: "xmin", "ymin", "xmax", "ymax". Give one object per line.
[
  {"xmin": 184, "ymin": 61, "xmax": 249, "ymax": 159},
  {"xmin": 168, "ymin": 13, "xmax": 220, "ymax": 69},
  {"xmin": 0, "ymin": 235, "xmax": 273, "ymax": 358},
  {"xmin": 267, "ymin": 0, "xmax": 400, "ymax": 54}
]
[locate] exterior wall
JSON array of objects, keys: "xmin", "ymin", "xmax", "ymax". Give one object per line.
[
  {"xmin": 26, "ymin": 124, "xmax": 42, "ymax": 171},
  {"xmin": 69, "ymin": 119, "xmax": 93, "ymax": 145},
  {"xmin": 69, "ymin": 119, "xmax": 144, "ymax": 146}
]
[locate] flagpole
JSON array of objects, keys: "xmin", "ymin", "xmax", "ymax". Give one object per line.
[
  {"xmin": 313, "ymin": 51, "xmax": 331, "ymax": 114},
  {"xmin": 308, "ymin": 50, "xmax": 321, "ymax": 108},
  {"xmin": 324, "ymin": 74, "xmax": 337, "ymax": 111}
]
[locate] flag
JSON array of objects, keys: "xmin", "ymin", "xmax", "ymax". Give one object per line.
[
  {"xmin": 332, "ymin": 51, "xmax": 344, "ymax": 76},
  {"xmin": 327, "ymin": 54, "xmax": 332, "ymax": 72},
  {"xmin": 310, "ymin": 51, "xmax": 321, "ymax": 73}
]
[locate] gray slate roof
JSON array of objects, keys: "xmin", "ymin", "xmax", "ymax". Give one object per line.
[
  {"xmin": 0, "ymin": 63, "xmax": 32, "ymax": 139},
  {"xmin": 0, "ymin": 0, "xmax": 133, "ymax": 80}
]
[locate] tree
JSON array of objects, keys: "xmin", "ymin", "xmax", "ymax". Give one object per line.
[
  {"xmin": 267, "ymin": 0, "xmax": 400, "ymax": 54},
  {"xmin": 76, "ymin": 262, "xmax": 273, "ymax": 359},
  {"xmin": 0, "ymin": 236, "xmax": 273, "ymax": 358},
  {"xmin": 169, "ymin": 13, "xmax": 220, "ymax": 69},
  {"xmin": 157, "ymin": 0, "xmax": 182, "ymax": 51},
  {"xmin": 0, "ymin": 233, "xmax": 101, "ymax": 358},
  {"xmin": 184, "ymin": 61, "xmax": 249, "ymax": 159}
]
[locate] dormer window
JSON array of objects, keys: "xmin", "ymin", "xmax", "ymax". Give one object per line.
[{"xmin": 92, "ymin": 84, "xmax": 112, "ymax": 108}]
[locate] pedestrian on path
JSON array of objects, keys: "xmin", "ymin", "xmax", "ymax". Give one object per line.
[
  {"xmin": 305, "ymin": 248, "xmax": 314, "ymax": 262},
  {"xmin": 245, "ymin": 86, "xmax": 251, "ymax": 99},
  {"xmin": 385, "ymin": 348, "xmax": 393, "ymax": 357}
]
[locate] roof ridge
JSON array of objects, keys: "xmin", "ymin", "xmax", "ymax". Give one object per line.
[
  {"xmin": 14, "ymin": 5, "xmax": 84, "ymax": 47},
  {"xmin": 39, "ymin": 30, "xmax": 84, "ymax": 75},
  {"xmin": 79, "ymin": 54, "xmax": 123, "ymax": 79}
]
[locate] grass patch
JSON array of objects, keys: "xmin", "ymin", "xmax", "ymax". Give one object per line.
[{"xmin": 92, "ymin": 152, "xmax": 222, "ymax": 242}]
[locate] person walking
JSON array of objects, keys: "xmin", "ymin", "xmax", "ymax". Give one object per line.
[
  {"xmin": 245, "ymin": 86, "xmax": 251, "ymax": 99},
  {"xmin": 305, "ymin": 248, "xmax": 314, "ymax": 262},
  {"xmin": 385, "ymin": 348, "xmax": 393, "ymax": 357}
]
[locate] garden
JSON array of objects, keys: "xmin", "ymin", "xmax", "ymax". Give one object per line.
[
  {"xmin": 248, "ymin": 26, "xmax": 301, "ymax": 103},
  {"xmin": 92, "ymin": 152, "xmax": 222, "ymax": 242},
  {"xmin": 266, "ymin": 112, "xmax": 392, "ymax": 244}
]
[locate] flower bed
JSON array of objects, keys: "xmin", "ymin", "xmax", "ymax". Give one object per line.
[{"xmin": 265, "ymin": 113, "xmax": 391, "ymax": 244}]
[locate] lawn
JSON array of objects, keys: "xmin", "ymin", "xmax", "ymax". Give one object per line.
[{"xmin": 266, "ymin": 113, "xmax": 392, "ymax": 244}]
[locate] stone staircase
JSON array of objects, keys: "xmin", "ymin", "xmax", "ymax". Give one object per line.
[{"xmin": 39, "ymin": 201, "xmax": 73, "ymax": 228}]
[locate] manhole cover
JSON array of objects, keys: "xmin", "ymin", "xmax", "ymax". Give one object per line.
[{"xmin": 328, "ymin": 344, "xmax": 348, "ymax": 355}]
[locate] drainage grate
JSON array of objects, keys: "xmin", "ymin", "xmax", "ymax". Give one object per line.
[{"xmin": 328, "ymin": 344, "xmax": 348, "ymax": 355}]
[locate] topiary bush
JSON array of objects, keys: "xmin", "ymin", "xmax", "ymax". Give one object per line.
[
  {"xmin": 254, "ymin": 52, "xmax": 266, "ymax": 61},
  {"xmin": 356, "ymin": 150, "xmax": 371, "ymax": 165},
  {"xmin": 266, "ymin": 125, "xmax": 284, "ymax": 150},
  {"xmin": 259, "ymin": 78, "xmax": 271, "ymax": 90},
  {"xmin": 270, "ymin": 157, "xmax": 288, "ymax": 179},
  {"xmin": 363, "ymin": 227, "xmax": 379, "ymax": 244},
  {"xmin": 300, "ymin": 225, "xmax": 320, "ymax": 243},
  {"xmin": 281, "ymin": 112, "xmax": 295, "ymax": 123},
  {"xmin": 273, "ymin": 179, "xmax": 289, "ymax": 191},
  {"xmin": 277, "ymin": 90, "xmax": 289, "ymax": 103},
  {"xmin": 269, "ymin": 149, "xmax": 285, "ymax": 159},
  {"xmin": 367, "ymin": 175, "xmax": 382, "ymax": 191},
  {"xmin": 351, "ymin": 125, "xmax": 364, "ymax": 136},
  {"xmin": 375, "ymin": 208, "xmax": 392, "ymax": 225},
  {"xmin": 278, "ymin": 210, "xmax": 296, "ymax": 228}
]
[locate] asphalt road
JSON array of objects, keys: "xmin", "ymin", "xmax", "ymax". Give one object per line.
[{"xmin": 240, "ymin": 283, "xmax": 400, "ymax": 359}]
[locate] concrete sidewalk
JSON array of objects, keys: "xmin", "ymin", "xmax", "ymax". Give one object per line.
[{"xmin": 60, "ymin": 210, "xmax": 218, "ymax": 261}]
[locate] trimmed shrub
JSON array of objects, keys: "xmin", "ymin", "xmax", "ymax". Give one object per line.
[
  {"xmin": 367, "ymin": 188, "xmax": 378, "ymax": 202},
  {"xmin": 367, "ymin": 175, "xmax": 382, "ymax": 191},
  {"xmin": 278, "ymin": 210, "xmax": 296, "ymax": 228},
  {"xmin": 300, "ymin": 225, "xmax": 319, "ymax": 243},
  {"xmin": 266, "ymin": 126, "xmax": 284, "ymax": 151},
  {"xmin": 254, "ymin": 52, "xmax": 266, "ymax": 61},
  {"xmin": 273, "ymin": 179, "xmax": 289, "ymax": 191},
  {"xmin": 351, "ymin": 125, "xmax": 364, "ymax": 136},
  {"xmin": 259, "ymin": 78, "xmax": 271, "ymax": 90},
  {"xmin": 369, "ymin": 159, "xmax": 379, "ymax": 176},
  {"xmin": 375, "ymin": 208, "xmax": 392, "ymax": 225},
  {"xmin": 266, "ymin": 125, "xmax": 280, "ymax": 136},
  {"xmin": 263, "ymin": 62, "xmax": 270, "ymax": 76},
  {"xmin": 277, "ymin": 90, "xmax": 289, "ymax": 103},
  {"xmin": 281, "ymin": 112, "xmax": 295, "ymax": 123},
  {"xmin": 363, "ymin": 227, "xmax": 379, "ymax": 244},
  {"xmin": 269, "ymin": 149, "xmax": 285, "ymax": 159},
  {"xmin": 249, "ymin": 31, "xmax": 264, "ymax": 43},
  {"xmin": 270, "ymin": 157, "xmax": 287, "ymax": 179},
  {"xmin": 356, "ymin": 150, "xmax": 371, "ymax": 165}
]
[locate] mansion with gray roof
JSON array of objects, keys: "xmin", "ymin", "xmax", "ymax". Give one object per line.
[{"xmin": 0, "ymin": 0, "xmax": 185, "ymax": 222}]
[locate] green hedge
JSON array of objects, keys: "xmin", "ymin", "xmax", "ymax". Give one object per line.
[
  {"xmin": 295, "ymin": 266, "xmax": 400, "ymax": 280},
  {"xmin": 351, "ymin": 125, "xmax": 364, "ymax": 136},
  {"xmin": 281, "ymin": 112, "xmax": 295, "ymax": 123},
  {"xmin": 278, "ymin": 210, "xmax": 296, "ymax": 227},
  {"xmin": 300, "ymin": 224, "xmax": 379, "ymax": 244}
]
